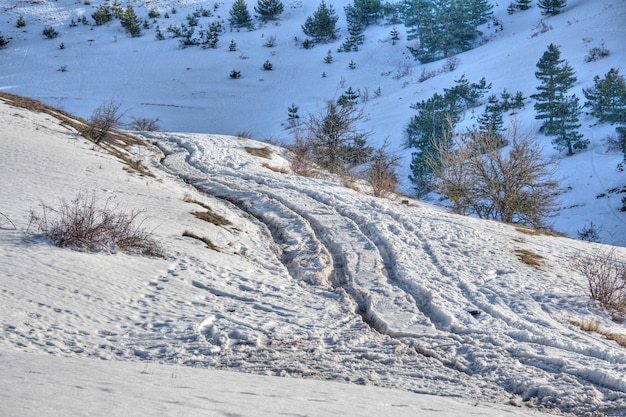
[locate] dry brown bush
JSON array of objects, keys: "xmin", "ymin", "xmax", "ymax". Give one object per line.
[
  {"xmin": 572, "ymin": 249, "xmax": 626, "ymax": 318},
  {"xmin": 30, "ymin": 191, "xmax": 163, "ymax": 257}
]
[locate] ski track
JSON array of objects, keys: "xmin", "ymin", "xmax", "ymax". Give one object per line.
[{"xmin": 146, "ymin": 132, "xmax": 626, "ymax": 415}]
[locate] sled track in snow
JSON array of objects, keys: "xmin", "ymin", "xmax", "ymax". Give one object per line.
[{"xmin": 149, "ymin": 134, "xmax": 626, "ymax": 416}]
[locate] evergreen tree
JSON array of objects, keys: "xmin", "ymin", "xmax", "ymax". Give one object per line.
[
  {"xmin": 477, "ymin": 94, "xmax": 505, "ymax": 140},
  {"xmin": 390, "ymin": 27, "xmax": 400, "ymax": 43},
  {"xmin": 538, "ymin": 0, "xmax": 566, "ymax": 16},
  {"xmin": 92, "ymin": 4, "xmax": 113, "ymax": 25},
  {"xmin": 324, "ymin": 49, "xmax": 333, "ymax": 63},
  {"xmin": 515, "ymin": 0, "xmax": 533, "ymax": 10},
  {"xmin": 120, "ymin": 5, "xmax": 142, "ymax": 37},
  {"xmin": 337, "ymin": 87, "xmax": 360, "ymax": 107},
  {"xmin": 531, "ymin": 44, "xmax": 586, "ymax": 155},
  {"xmin": 583, "ymin": 68, "xmax": 626, "ymax": 124},
  {"xmin": 229, "ymin": 0, "xmax": 253, "ymax": 29},
  {"xmin": 287, "ymin": 103, "xmax": 300, "ymax": 127},
  {"xmin": 350, "ymin": 0, "xmax": 383, "ymax": 26},
  {"xmin": 406, "ymin": 93, "xmax": 460, "ymax": 195},
  {"xmin": 0, "ymin": 33, "xmax": 8, "ymax": 49},
  {"xmin": 404, "ymin": 0, "xmax": 493, "ymax": 63},
  {"xmin": 552, "ymin": 94, "xmax": 586, "ymax": 155},
  {"xmin": 341, "ymin": 5, "xmax": 365, "ymax": 52},
  {"xmin": 302, "ymin": 1, "xmax": 339, "ymax": 43},
  {"xmin": 305, "ymin": 101, "xmax": 373, "ymax": 173},
  {"xmin": 254, "ymin": 0, "xmax": 284, "ymax": 23}
]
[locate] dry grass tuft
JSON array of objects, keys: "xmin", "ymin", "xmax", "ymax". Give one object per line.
[
  {"xmin": 515, "ymin": 248, "xmax": 544, "ymax": 269},
  {"xmin": 0, "ymin": 92, "xmax": 153, "ymax": 177},
  {"xmin": 515, "ymin": 225, "xmax": 563, "ymax": 237},
  {"xmin": 262, "ymin": 163, "xmax": 288, "ymax": 174},
  {"xmin": 569, "ymin": 319, "xmax": 626, "ymax": 348},
  {"xmin": 245, "ymin": 146, "xmax": 273, "ymax": 159},
  {"xmin": 184, "ymin": 197, "xmax": 232, "ymax": 226},
  {"xmin": 182, "ymin": 231, "xmax": 219, "ymax": 251},
  {"xmin": 191, "ymin": 210, "xmax": 231, "ymax": 226}
]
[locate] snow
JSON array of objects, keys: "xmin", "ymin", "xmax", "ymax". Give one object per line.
[
  {"xmin": 1, "ymin": 1, "xmax": 626, "ymax": 416},
  {"xmin": 1, "ymin": 0, "xmax": 626, "ymax": 243}
]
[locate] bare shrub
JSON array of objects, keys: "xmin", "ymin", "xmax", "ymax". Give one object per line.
[
  {"xmin": 0, "ymin": 212, "xmax": 16, "ymax": 230},
  {"xmin": 287, "ymin": 132, "xmax": 316, "ymax": 177},
  {"xmin": 584, "ymin": 42, "xmax": 610, "ymax": 63},
  {"xmin": 430, "ymin": 122, "xmax": 558, "ymax": 229},
  {"xmin": 30, "ymin": 191, "xmax": 163, "ymax": 257},
  {"xmin": 366, "ymin": 139, "xmax": 402, "ymax": 198},
  {"xmin": 128, "ymin": 116, "xmax": 160, "ymax": 131},
  {"xmin": 572, "ymin": 249, "xmax": 626, "ymax": 318},
  {"xmin": 84, "ymin": 99, "xmax": 124, "ymax": 144},
  {"xmin": 531, "ymin": 20, "xmax": 553, "ymax": 37}
]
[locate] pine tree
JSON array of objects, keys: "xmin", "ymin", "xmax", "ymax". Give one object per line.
[
  {"xmin": 538, "ymin": 0, "xmax": 566, "ymax": 16},
  {"xmin": 287, "ymin": 103, "xmax": 300, "ymax": 127},
  {"xmin": 390, "ymin": 27, "xmax": 400, "ymax": 43},
  {"xmin": 120, "ymin": 5, "xmax": 142, "ymax": 37},
  {"xmin": 229, "ymin": 0, "xmax": 253, "ymax": 29},
  {"xmin": 531, "ymin": 44, "xmax": 586, "ymax": 155},
  {"xmin": 0, "ymin": 33, "xmax": 8, "ymax": 49},
  {"xmin": 302, "ymin": 1, "xmax": 339, "ymax": 43},
  {"xmin": 477, "ymin": 94, "xmax": 505, "ymax": 140},
  {"xmin": 337, "ymin": 87, "xmax": 360, "ymax": 107},
  {"xmin": 405, "ymin": 0, "xmax": 493, "ymax": 63},
  {"xmin": 323, "ymin": 49, "xmax": 333, "ymax": 63},
  {"xmin": 341, "ymin": 5, "xmax": 365, "ymax": 52},
  {"xmin": 406, "ymin": 92, "xmax": 460, "ymax": 195},
  {"xmin": 583, "ymin": 68, "xmax": 626, "ymax": 124},
  {"xmin": 552, "ymin": 94, "xmax": 586, "ymax": 155},
  {"xmin": 254, "ymin": 0, "xmax": 284, "ymax": 23},
  {"xmin": 515, "ymin": 0, "xmax": 533, "ymax": 10},
  {"xmin": 350, "ymin": 0, "xmax": 383, "ymax": 26},
  {"xmin": 305, "ymin": 101, "xmax": 373, "ymax": 173}
]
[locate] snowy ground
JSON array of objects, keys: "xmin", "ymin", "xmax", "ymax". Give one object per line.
[
  {"xmin": 1, "ymin": 94, "xmax": 626, "ymax": 416},
  {"xmin": 1, "ymin": 0, "xmax": 626, "ymax": 243},
  {"xmin": 2, "ymin": 0, "xmax": 626, "ymax": 415}
]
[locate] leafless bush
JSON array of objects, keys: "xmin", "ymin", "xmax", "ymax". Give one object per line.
[
  {"xmin": 430, "ymin": 122, "xmax": 558, "ymax": 228},
  {"xmin": 418, "ymin": 67, "xmax": 438, "ymax": 83},
  {"xmin": 584, "ymin": 42, "xmax": 610, "ymax": 63},
  {"xmin": 531, "ymin": 20, "xmax": 553, "ymax": 37},
  {"xmin": 30, "ymin": 191, "xmax": 164, "ymax": 257},
  {"xmin": 441, "ymin": 56, "xmax": 461, "ymax": 72},
  {"xmin": 83, "ymin": 99, "xmax": 124, "ymax": 144},
  {"xmin": 0, "ymin": 212, "xmax": 16, "ymax": 230},
  {"xmin": 572, "ymin": 249, "xmax": 626, "ymax": 318},
  {"xmin": 287, "ymin": 131, "xmax": 316, "ymax": 177},
  {"xmin": 128, "ymin": 116, "xmax": 160, "ymax": 131},
  {"xmin": 366, "ymin": 139, "xmax": 402, "ymax": 198}
]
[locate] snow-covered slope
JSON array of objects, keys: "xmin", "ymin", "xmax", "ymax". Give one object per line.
[
  {"xmin": 1, "ymin": 0, "xmax": 625, "ymax": 243},
  {"xmin": 1, "ymin": 92, "xmax": 626, "ymax": 416}
]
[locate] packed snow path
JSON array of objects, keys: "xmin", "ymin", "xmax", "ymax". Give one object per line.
[{"xmin": 146, "ymin": 132, "xmax": 626, "ymax": 415}]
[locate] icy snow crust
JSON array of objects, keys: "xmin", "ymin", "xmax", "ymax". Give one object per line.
[{"xmin": 1, "ymin": 99, "xmax": 625, "ymax": 416}]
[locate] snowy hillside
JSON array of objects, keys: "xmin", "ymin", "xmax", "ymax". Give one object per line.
[
  {"xmin": 2, "ymin": 88, "xmax": 626, "ymax": 416},
  {"xmin": 1, "ymin": 0, "xmax": 626, "ymax": 244}
]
